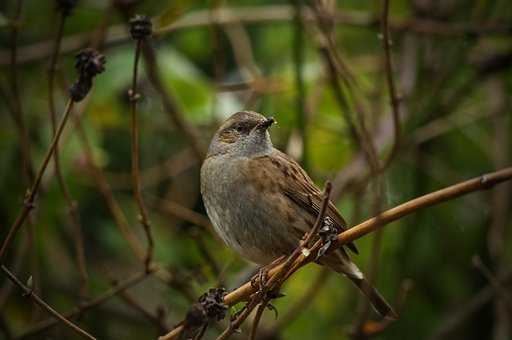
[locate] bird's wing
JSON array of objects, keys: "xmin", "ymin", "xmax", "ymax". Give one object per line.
[{"xmin": 249, "ymin": 149, "xmax": 358, "ymax": 254}]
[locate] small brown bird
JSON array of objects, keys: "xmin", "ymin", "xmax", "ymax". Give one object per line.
[{"xmin": 201, "ymin": 111, "xmax": 396, "ymax": 318}]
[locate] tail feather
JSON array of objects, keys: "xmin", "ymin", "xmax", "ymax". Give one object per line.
[
  {"xmin": 321, "ymin": 250, "xmax": 398, "ymax": 320},
  {"xmin": 347, "ymin": 276, "xmax": 398, "ymax": 320}
]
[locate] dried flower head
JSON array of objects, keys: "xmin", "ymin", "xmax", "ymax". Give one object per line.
[
  {"xmin": 74, "ymin": 48, "xmax": 106, "ymax": 78},
  {"xmin": 69, "ymin": 48, "xmax": 106, "ymax": 102},
  {"xmin": 129, "ymin": 15, "xmax": 153, "ymax": 40}
]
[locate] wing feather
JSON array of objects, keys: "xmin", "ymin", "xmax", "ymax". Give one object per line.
[{"xmin": 251, "ymin": 149, "xmax": 358, "ymax": 254}]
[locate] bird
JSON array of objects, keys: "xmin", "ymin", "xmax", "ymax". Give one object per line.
[{"xmin": 200, "ymin": 110, "xmax": 396, "ymax": 319}]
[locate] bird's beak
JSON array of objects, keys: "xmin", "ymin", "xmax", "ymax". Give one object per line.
[{"xmin": 255, "ymin": 117, "xmax": 275, "ymax": 131}]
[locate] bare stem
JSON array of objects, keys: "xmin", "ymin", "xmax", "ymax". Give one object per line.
[
  {"xmin": 14, "ymin": 270, "xmax": 152, "ymax": 339},
  {"xmin": 1, "ymin": 265, "xmax": 96, "ymax": 340},
  {"xmin": 0, "ymin": 99, "xmax": 75, "ymax": 260},
  {"xmin": 379, "ymin": 0, "xmax": 401, "ymax": 169},
  {"xmin": 48, "ymin": 11, "xmax": 89, "ymax": 297},
  {"xmin": 130, "ymin": 37, "xmax": 154, "ymax": 271}
]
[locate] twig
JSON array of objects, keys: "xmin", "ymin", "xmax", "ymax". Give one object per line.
[
  {"xmin": 7, "ymin": 0, "xmax": 34, "ymax": 184},
  {"xmin": 378, "ymin": 0, "xmax": 401, "ymax": 170},
  {"xmin": 0, "ymin": 99, "xmax": 75, "ymax": 260},
  {"xmin": 0, "ymin": 48, "xmax": 105, "ymax": 261},
  {"xmin": 249, "ymin": 297, "xmax": 270, "ymax": 340},
  {"xmin": 159, "ymin": 167, "xmax": 512, "ymax": 340},
  {"xmin": 472, "ymin": 256, "xmax": 512, "ymax": 311},
  {"xmin": 140, "ymin": 42, "xmax": 206, "ymax": 161},
  {"xmin": 115, "ymin": 283, "xmax": 169, "ymax": 334},
  {"xmin": 3, "ymin": 5, "xmax": 512, "ymax": 65},
  {"xmin": 266, "ymin": 268, "xmax": 330, "ymax": 335},
  {"xmin": 74, "ymin": 117, "xmax": 147, "ymax": 261},
  {"xmin": 14, "ymin": 270, "xmax": 152, "ymax": 339},
  {"xmin": 427, "ymin": 270, "xmax": 512, "ymax": 340},
  {"xmin": 48, "ymin": 5, "xmax": 89, "ymax": 298},
  {"xmin": 129, "ymin": 15, "xmax": 154, "ymax": 272},
  {"xmin": 291, "ymin": 0, "xmax": 308, "ymax": 169},
  {"xmin": 0, "ymin": 228, "xmax": 29, "ymax": 309},
  {"xmin": 1, "ymin": 265, "xmax": 96, "ymax": 340}
]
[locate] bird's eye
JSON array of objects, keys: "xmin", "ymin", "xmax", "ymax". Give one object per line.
[{"xmin": 233, "ymin": 124, "xmax": 245, "ymax": 133}]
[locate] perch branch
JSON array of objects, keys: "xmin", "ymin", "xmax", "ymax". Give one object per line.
[{"xmin": 159, "ymin": 167, "xmax": 512, "ymax": 340}]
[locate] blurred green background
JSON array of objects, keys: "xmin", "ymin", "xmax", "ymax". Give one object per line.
[{"xmin": 1, "ymin": 0, "xmax": 511, "ymax": 339}]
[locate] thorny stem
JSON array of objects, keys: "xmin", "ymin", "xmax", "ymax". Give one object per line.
[
  {"xmin": 1, "ymin": 265, "xmax": 96, "ymax": 340},
  {"xmin": 159, "ymin": 167, "xmax": 512, "ymax": 340},
  {"xmin": 130, "ymin": 36, "xmax": 154, "ymax": 272},
  {"xmin": 0, "ymin": 99, "xmax": 75, "ymax": 260}
]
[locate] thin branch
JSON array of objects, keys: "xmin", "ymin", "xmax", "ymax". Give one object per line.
[
  {"xmin": 291, "ymin": 0, "xmax": 308, "ymax": 169},
  {"xmin": 48, "ymin": 9, "xmax": 89, "ymax": 298},
  {"xmin": 14, "ymin": 270, "xmax": 152, "ymax": 339},
  {"xmin": 1, "ymin": 265, "xmax": 96, "ymax": 340},
  {"xmin": 249, "ymin": 297, "xmax": 270, "ymax": 340},
  {"xmin": 0, "ymin": 99, "xmax": 75, "ymax": 260},
  {"xmin": 7, "ymin": 0, "xmax": 34, "ymax": 184},
  {"xmin": 427, "ymin": 270, "xmax": 512, "ymax": 340},
  {"xmin": 74, "ymin": 116, "xmax": 146, "ymax": 262},
  {"xmin": 472, "ymin": 256, "xmax": 512, "ymax": 311},
  {"xmin": 266, "ymin": 268, "xmax": 330, "ymax": 335},
  {"xmin": 115, "ymin": 282, "xmax": 169, "ymax": 334},
  {"xmin": 159, "ymin": 167, "xmax": 512, "ymax": 340},
  {"xmin": 4, "ymin": 5, "xmax": 510, "ymax": 65},
  {"xmin": 129, "ymin": 16, "xmax": 154, "ymax": 271},
  {"xmin": 140, "ymin": 42, "xmax": 206, "ymax": 161},
  {"xmin": 378, "ymin": 0, "xmax": 401, "ymax": 170}
]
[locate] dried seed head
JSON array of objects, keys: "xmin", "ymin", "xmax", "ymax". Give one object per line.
[
  {"xmin": 129, "ymin": 15, "xmax": 153, "ymax": 40},
  {"xmin": 181, "ymin": 288, "xmax": 228, "ymax": 339},
  {"xmin": 69, "ymin": 48, "xmax": 106, "ymax": 102},
  {"xmin": 198, "ymin": 288, "xmax": 228, "ymax": 321},
  {"xmin": 75, "ymin": 48, "xmax": 106, "ymax": 78}
]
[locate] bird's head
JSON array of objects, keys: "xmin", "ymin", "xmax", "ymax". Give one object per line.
[{"xmin": 207, "ymin": 111, "xmax": 275, "ymax": 158}]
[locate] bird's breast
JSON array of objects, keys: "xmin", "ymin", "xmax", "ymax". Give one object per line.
[{"xmin": 200, "ymin": 156, "xmax": 296, "ymax": 264}]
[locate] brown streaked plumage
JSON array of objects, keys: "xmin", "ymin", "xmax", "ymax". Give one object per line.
[{"xmin": 200, "ymin": 111, "xmax": 397, "ymax": 319}]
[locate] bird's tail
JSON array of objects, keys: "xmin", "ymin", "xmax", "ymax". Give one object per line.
[{"xmin": 322, "ymin": 250, "xmax": 398, "ymax": 320}]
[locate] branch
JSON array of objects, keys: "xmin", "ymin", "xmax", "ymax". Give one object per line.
[
  {"xmin": 14, "ymin": 270, "xmax": 151, "ymax": 339},
  {"xmin": 1, "ymin": 265, "xmax": 96, "ymax": 340},
  {"xmin": 48, "ymin": 4, "xmax": 89, "ymax": 298},
  {"xmin": 3, "ymin": 5, "xmax": 511, "ymax": 65},
  {"xmin": 159, "ymin": 167, "xmax": 512, "ymax": 340},
  {"xmin": 6, "ymin": 0, "xmax": 34, "ymax": 183},
  {"xmin": 0, "ymin": 49, "xmax": 106, "ymax": 261},
  {"xmin": 129, "ymin": 15, "xmax": 155, "ymax": 271},
  {"xmin": 378, "ymin": 0, "xmax": 401, "ymax": 170}
]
